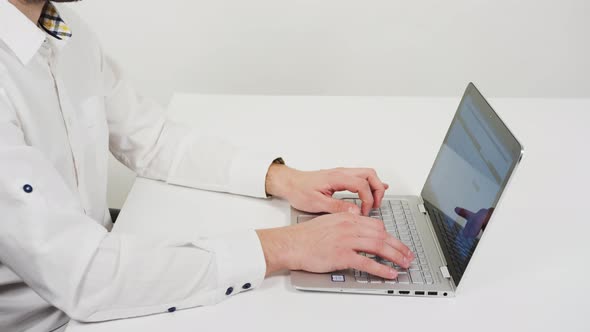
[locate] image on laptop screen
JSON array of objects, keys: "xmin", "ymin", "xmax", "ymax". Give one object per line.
[{"xmin": 421, "ymin": 83, "xmax": 522, "ymax": 284}]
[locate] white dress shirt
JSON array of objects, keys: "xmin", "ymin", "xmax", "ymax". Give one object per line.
[{"xmin": 0, "ymin": 2, "xmax": 275, "ymax": 331}]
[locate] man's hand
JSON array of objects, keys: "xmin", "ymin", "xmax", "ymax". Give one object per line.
[
  {"xmin": 256, "ymin": 213, "xmax": 414, "ymax": 278},
  {"xmin": 265, "ymin": 164, "xmax": 388, "ymax": 216}
]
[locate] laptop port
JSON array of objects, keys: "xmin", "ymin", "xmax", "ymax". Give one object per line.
[
  {"xmin": 399, "ymin": 291, "xmax": 410, "ymax": 295},
  {"xmin": 415, "ymin": 291, "xmax": 425, "ymax": 295},
  {"xmin": 387, "ymin": 290, "xmax": 394, "ymax": 294},
  {"xmin": 428, "ymin": 291, "xmax": 438, "ymax": 296}
]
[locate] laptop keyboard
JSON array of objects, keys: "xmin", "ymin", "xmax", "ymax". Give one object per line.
[{"xmin": 343, "ymin": 199, "xmax": 434, "ymax": 285}]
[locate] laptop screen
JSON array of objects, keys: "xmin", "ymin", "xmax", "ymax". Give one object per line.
[{"xmin": 420, "ymin": 83, "xmax": 522, "ymax": 285}]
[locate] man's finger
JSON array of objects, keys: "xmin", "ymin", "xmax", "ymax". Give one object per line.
[
  {"xmin": 383, "ymin": 234, "xmax": 414, "ymax": 258},
  {"xmin": 349, "ymin": 254, "xmax": 398, "ymax": 280},
  {"xmin": 367, "ymin": 175, "xmax": 386, "ymax": 208},
  {"xmin": 455, "ymin": 207, "xmax": 475, "ymax": 219},
  {"xmin": 341, "ymin": 168, "xmax": 387, "ymax": 208},
  {"xmin": 326, "ymin": 197, "xmax": 361, "ymax": 215},
  {"xmin": 330, "ymin": 175, "xmax": 374, "ymax": 216},
  {"xmin": 352, "ymin": 238, "xmax": 411, "ymax": 269},
  {"xmin": 351, "ymin": 219, "xmax": 414, "ymax": 258}
]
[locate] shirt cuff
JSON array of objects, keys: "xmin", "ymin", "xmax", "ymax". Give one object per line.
[
  {"xmin": 228, "ymin": 150, "xmax": 282, "ymax": 198},
  {"xmin": 207, "ymin": 230, "xmax": 267, "ymax": 300}
]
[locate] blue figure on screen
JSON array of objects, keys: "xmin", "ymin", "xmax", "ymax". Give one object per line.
[
  {"xmin": 445, "ymin": 207, "xmax": 494, "ymax": 264},
  {"xmin": 454, "ymin": 207, "xmax": 494, "ymax": 238}
]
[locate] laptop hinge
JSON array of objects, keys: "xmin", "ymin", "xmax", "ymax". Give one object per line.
[
  {"xmin": 418, "ymin": 203, "xmax": 427, "ymax": 214},
  {"xmin": 440, "ymin": 266, "xmax": 452, "ymax": 279}
]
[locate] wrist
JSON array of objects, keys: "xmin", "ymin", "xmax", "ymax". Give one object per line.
[
  {"xmin": 265, "ymin": 163, "xmax": 295, "ymax": 198},
  {"xmin": 255, "ymin": 227, "xmax": 297, "ymax": 276}
]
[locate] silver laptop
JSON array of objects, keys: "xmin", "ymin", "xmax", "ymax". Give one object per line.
[{"xmin": 290, "ymin": 83, "xmax": 524, "ymax": 297}]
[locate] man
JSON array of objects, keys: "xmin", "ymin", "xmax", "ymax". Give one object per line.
[{"xmin": 0, "ymin": 1, "xmax": 414, "ymax": 331}]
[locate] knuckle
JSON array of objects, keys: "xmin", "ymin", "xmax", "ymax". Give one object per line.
[
  {"xmin": 350, "ymin": 178, "xmax": 363, "ymax": 190},
  {"xmin": 341, "ymin": 212, "xmax": 356, "ymax": 220}
]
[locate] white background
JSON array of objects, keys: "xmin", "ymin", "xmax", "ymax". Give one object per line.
[{"xmin": 68, "ymin": 0, "xmax": 590, "ymax": 208}]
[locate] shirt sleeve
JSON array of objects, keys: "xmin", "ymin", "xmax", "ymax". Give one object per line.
[
  {"xmin": 101, "ymin": 54, "xmax": 279, "ymax": 198},
  {"xmin": 0, "ymin": 90, "xmax": 267, "ymax": 321}
]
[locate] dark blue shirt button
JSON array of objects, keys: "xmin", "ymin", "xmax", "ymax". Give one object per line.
[
  {"xmin": 242, "ymin": 283, "xmax": 251, "ymax": 290},
  {"xmin": 225, "ymin": 287, "xmax": 233, "ymax": 295},
  {"xmin": 23, "ymin": 184, "xmax": 33, "ymax": 193},
  {"xmin": 167, "ymin": 307, "xmax": 176, "ymax": 313}
]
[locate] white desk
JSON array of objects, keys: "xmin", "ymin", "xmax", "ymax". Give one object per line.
[{"xmin": 67, "ymin": 95, "xmax": 590, "ymax": 332}]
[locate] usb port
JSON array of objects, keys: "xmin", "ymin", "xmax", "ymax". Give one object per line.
[
  {"xmin": 415, "ymin": 291, "xmax": 425, "ymax": 295},
  {"xmin": 399, "ymin": 291, "xmax": 410, "ymax": 295},
  {"xmin": 428, "ymin": 291, "xmax": 438, "ymax": 296},
  {"xmin": 387, "ymin": 290, "xmax": 394, "ymax": 294}
]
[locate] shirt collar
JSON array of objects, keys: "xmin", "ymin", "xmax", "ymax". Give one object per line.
[
  {"xmin": 0, "ymin": 1, "xmax": 72, "ymax": 65},
  {"xmin": 38, "ymin": 2, "xmax": 72, "ymax": 41}
]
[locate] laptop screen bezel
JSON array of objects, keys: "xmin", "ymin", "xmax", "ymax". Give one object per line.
[{"xmin": 420, "ymin": 82, "xmax": 523, "ymax": 286}]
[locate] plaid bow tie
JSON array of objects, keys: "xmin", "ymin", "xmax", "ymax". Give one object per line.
[{"xmin": 38, "ymin": 2, "xmax": 72, "ymax": 40}]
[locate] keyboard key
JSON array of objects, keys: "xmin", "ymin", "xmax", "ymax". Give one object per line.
[
  {"xmin": 356, "ymin": 277, "xmax": 368, "ymax": 283},
  {"xmin": 397, "ymin": 273, "xmax": 410, "ymax": 284},
  {"xmin": 370, "ymin": 277, "xmax": 383, "ymax": 284},
  {"xmin": 410, "ymin": 271, "xmax": 424, "ymax": 284},
  {"xmin": 384, "ymin": 278, "xmax": 397, "ymax": 284},
  {"xmin": 331, "ymin": 274, "xmax": 345, "ymax": 282}
]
